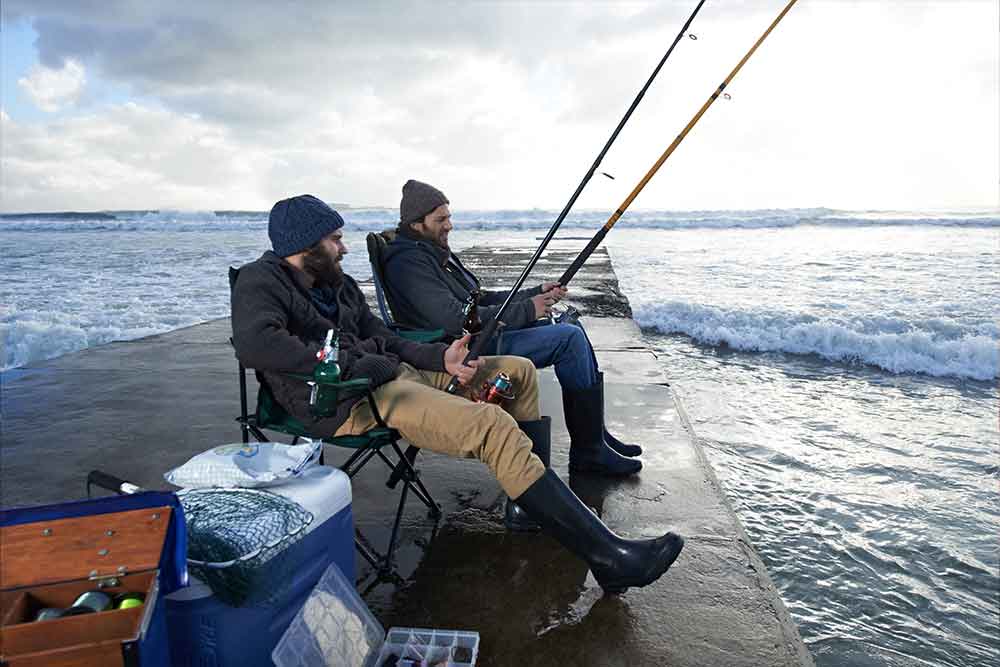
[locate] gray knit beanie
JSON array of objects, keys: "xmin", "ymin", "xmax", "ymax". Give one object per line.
[
  {"xmin": 268, "ymin": 194, "xmax": 345, "ymax": 258},
  {"xmin": 399, "ymin": 180, "xmax": 449, "ymax": 227}
]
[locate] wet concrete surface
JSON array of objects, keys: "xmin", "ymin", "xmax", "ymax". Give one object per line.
[{"xmin": 1, "ymin": 245, "xmax": 813, "ymax": 666}]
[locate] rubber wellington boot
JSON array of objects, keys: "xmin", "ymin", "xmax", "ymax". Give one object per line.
[
  {"xmin": 563, "ymin": 380, "xmax": 642, "ymax": 476},
  {"xmin": 515, "ymin": 469, "xmax": 684, "ymax": 593},
  {"xmin": 504, "ymin": 417, "xmax": 551, "ymax": 532},
  {"xmin": 597, "ymin": 372, "xmax": 643, "ymax": 458}
]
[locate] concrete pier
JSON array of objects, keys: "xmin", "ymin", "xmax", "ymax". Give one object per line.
[{"xmin": 1, "ymin": 244, "xmax": 813, "ymax": 666}]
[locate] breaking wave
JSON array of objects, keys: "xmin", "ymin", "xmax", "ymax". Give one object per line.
[{"xmin": 635, "ymin": 301, "xmax": 999, "ymax": 381}]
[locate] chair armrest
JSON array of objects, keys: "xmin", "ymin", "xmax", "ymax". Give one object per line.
[
  {"xmin": 277, "ymin": 373, "xmax": 391, "ymax": 428},
  {"xmin": 282, "ymin": 373, "xmax": 371, "ymax": 390},
  {"xmin": 395, "ymin": 328, "xmax": 445, "ymax": 343}
]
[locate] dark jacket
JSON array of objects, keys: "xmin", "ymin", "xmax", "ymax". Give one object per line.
[
  {"xmin": 381, "ymin": 229, "xmax": 542, "ymax": 340},
  {"xmin": 231, "ymin": 251, "xmax": 448, "ymax": 436}
]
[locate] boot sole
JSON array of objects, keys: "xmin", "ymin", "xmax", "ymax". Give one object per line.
[{"xmin": 598, "ymin": 534, "xmax": 685, "ymax": 595}]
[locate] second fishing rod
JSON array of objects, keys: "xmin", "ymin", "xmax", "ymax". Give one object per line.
[
  {"xmin": 558, "ymin": 0, "xmax": 800, "ymax": 286},
  {"xmin": 443, "ymin": 0, "xmax": 708, "ymax": 394}
]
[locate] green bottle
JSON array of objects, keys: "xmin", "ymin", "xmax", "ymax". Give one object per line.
[{"xmin": 310, "ymin": 328, "xmax": 340, "ymax": 415}]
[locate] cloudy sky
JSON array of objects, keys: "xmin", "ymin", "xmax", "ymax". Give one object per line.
[{"xmin": 1, "ymin": 1, "xmax": 996, "ymax": 213}]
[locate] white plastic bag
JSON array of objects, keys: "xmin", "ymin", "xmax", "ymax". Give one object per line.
[{"xmin": 164, "ymin": 440, "xmax": 322, "ymax": 489}]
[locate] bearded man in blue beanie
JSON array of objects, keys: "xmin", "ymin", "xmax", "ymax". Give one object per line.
[{"xmin": 229, "ymin": 194, "xmax": 683, "ymax": 594}]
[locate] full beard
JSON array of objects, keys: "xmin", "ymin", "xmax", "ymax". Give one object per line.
[{"xmin": 303, "ymin": 247, "xmax": 345, "ymax": 287}]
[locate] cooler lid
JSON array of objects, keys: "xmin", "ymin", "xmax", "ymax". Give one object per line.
[{"xmin": 0, "ymin": 491, "xmax": 187, "ymax": 593}]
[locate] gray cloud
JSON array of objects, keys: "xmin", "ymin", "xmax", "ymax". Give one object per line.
[
  {"xmin": 8, "ymin": 2, "xmax": 698, "ymax": 127},
  {"xmin": 2, "ymin": 1, "xmax": 996, "ymax": 211}
]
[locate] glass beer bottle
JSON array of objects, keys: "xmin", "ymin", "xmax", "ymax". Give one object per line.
[{"xmin": 311, "ymin": 328, "xmax": 341, "ymax": 414}]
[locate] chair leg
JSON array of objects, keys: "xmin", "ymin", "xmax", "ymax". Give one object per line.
[
  {"xmin": 354, "ymin": 529, "xmax": 381, "ymax": 571},
  {"xmin": 343, "ymin": 447, "xmax": 380, "ymax": 478},
  {"xmin": 376, "ymin": 448, "xmax": 423, "ymax": 506},
  {"xmin": 238, "ymin": 362, "xmax": 250, "ymax": 444},
  {"xmin": 341, "ymin": 447, "xmax": 368, "ymax": 474},
  {"xmin": 386, "ymin": 445, "xmax": 420, "ymax": 489},
  {"xmin": 248, "ymin": 424, "xmax": 270, "ymax": 442},
  {"xmin": 382, "ymin": 481, "xmax": 411, "ymax": 576},
  {"xmin": 389, "ymin": 441, "xmax": 441, "ymax": 518},
  {"xmin": 375, "ymin": 445, "xmax": 440, "ymax": 518},
  {"xmin": 346, "ymin": 439, "xmax": 444, "ymax": 579}
]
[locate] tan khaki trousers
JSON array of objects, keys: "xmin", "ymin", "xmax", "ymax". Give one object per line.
[{"xmin": 334, "ymin": 356, "xmax": 545, "ymax": 499}]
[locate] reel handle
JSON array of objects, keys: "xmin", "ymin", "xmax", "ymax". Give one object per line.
[{"xmin": 87, "ymin": 470, "xmax": 143, "ymax": 497}]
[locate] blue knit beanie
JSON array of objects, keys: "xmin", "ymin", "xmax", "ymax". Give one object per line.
[{"xmin": 268, "ymin": 194, "xmax": 345, "ymax": 258}]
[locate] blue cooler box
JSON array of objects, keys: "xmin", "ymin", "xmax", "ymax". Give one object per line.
[{"xmin": 166, "ymin": 466, "xmax": 354, "ymax": 667}]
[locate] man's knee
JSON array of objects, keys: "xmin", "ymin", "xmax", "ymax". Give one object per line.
[
  {"xmin": 505, "ymin": 355, "xmax": 538, "ymax": 388},
  {"xmin": 475, "ymin": 403, "xmax": 541, "ymax": 482},
  {"xmin": 562, "ymin": 322, "xmax": 586, "ymax": 342}
]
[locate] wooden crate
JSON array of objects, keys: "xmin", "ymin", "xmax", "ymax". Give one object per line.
[{"xmin": 1, "ymin": 500, "xmax": 177, "ymax": 667}]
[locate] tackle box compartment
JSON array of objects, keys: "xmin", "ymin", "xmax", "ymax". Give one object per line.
[{"xmin": 375, "ymin": 627, "xmax": 481, "ymax": 667}]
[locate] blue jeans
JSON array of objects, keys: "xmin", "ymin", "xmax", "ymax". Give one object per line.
[{"xmin": 491, "ymin": 321, "xmax": 598, "ymax": 391}]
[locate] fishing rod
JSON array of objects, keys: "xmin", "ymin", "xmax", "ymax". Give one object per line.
[
  {"xmin": 559, "ymin": 0, "xmax": 799, "ymax": 286},
  {"xmin": 443, "ymin": 0, "xmax": 708, "ymax": 394}
]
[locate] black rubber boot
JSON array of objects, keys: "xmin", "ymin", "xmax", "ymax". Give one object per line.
[
  {"xmin": 564, "ymin": 380, "xmax": 642, "ymax": 476},
  {"xmin": 505, "ymin": 417, "xmax": 551, "ymax": 532},
  {"xmin": 597, "ymin": 372, "xmax": 643, "ymax": 458},
  {"xmin": 515, "ymin": 469, "xmax": 684, "ymax": 593}
]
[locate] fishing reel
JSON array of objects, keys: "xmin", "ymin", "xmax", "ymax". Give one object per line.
[
  {"xmin": 473, "ymin": 372, "xmax": 515, "ymax": 405},
  {"xmin": 549, "ymin": 305, "xmax": 581, "ymax": 328}
]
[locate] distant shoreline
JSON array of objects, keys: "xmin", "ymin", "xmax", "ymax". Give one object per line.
[
  {"xmin": 0, "ymin": 204, "xmax": 375, "ymax": 219},
  {"xmin": 3, "ymin": 206, "xmax": 999, "ymax": 219}
]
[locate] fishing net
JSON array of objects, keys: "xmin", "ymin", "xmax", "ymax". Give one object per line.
[{"xmin": 177, "ymin": 487, "xmax": 314, "ymax": 607}]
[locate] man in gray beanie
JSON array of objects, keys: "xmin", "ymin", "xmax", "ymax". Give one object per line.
[
  {"xmin": 231, "ymin": 193, "xmax": 683, "ymax": 594},
  {"xmin": 383, "ymin": 181, "xmax": 644, "ymax": 518}
]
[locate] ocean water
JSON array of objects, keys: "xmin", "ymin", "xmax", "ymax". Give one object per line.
[{"xmin": 2, "ymin": 208, "xmax": 998, "ymax": 665}]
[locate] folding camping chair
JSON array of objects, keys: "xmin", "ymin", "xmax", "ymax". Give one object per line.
[
  {"xmin": 365, "ymin": 230, "xmax": 445, "ymax": 343},
  {"xmin": 229, "ymin": 267, "xmax": 441, "ymax": 577}
]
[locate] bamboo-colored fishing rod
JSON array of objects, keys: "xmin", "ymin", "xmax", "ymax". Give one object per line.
[
  {"xmin": 440, "ymin": 0, "xmax": 708, "ymax": 396},
  {"xmin": 559, "ymin": 0, "xmax": 799, "ymax": 285}
]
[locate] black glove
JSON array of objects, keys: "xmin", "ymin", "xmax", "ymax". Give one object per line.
[{"xmin": 346, "ymin": 353, "xmax": 399, "ymax": 389}]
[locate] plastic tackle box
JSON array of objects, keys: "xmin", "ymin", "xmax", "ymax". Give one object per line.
[{"xmin": 375, "ymin": 627, "xmax": 480, "ymax": 667}]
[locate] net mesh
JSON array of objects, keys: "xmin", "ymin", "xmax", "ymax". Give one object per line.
[{"xmin": 177, "ymin": 488, "xmax": 314, "ymax": 607}]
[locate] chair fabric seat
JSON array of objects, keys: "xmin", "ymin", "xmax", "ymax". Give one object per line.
[{"xmin": 256, "ymin": 383, "xmax": 397, "ymax": 449}]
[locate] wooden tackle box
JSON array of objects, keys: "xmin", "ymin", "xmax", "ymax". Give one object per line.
[{"xmin": 0, "ymin": 492, "xmax": 186, "ymax": 667}]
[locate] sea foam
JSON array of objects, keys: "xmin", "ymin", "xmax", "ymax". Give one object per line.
[{"xmin": 635, "ymin": 301, "xmax": 999, "ymax": 381}]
